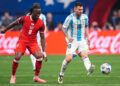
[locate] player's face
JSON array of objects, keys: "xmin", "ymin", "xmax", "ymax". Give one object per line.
[
  {"xmin": 32, "ymin": 8, "xmax": 41, "ymax": 20},
  {"xmin": 75, "ymin": 6, "xmax": 83, "ymax": 16}
]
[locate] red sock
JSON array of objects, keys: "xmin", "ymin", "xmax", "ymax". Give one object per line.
[
  {"xmin": 35, "ymin": 60, "xmax": 42, "ymax": 76},
  {"xmin": 12, "ymin": 61, "xmax": 19, "ymax": 75}
]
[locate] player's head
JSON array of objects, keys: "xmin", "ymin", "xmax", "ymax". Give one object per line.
[
  {"xmin": 74, "ymin": 2, "xmax": 83, "ymax": 17},
  {"xmin": 31, "ymin": 3, "xmax": 41, "ymax": 20}
]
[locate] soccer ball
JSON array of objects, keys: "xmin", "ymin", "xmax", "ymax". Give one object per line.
[{"xmin": 100, "ymin": 63, "xmax": 111, "ymax": 74}]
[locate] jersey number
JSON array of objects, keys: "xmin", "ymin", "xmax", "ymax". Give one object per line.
[{"xmin": 28, "ymin": 24, "xmax": 34, "ymax": 35}]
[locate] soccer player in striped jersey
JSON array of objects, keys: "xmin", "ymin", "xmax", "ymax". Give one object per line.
[{"xmin": 58, "ymin": 2, "xmax": 95, "ymax": 84}]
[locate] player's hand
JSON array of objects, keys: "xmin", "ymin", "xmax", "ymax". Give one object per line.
[
  {"xmin": 67, "ymin": 37, "xmax": 73, "ymax": 43},
  {"xmin": 69, "ymin": 38, "xmax": 74, "ymax": 43},
  {"xmin": 66, "ymin": 35, "xmax": 74, "ymax": 43},
  {"xmin": 43, "ymin": 52, "xmax": 48, "ymax": 62}
]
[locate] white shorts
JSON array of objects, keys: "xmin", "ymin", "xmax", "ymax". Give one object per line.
[{"xmin": 66, "ymin": 39, "xmax": 88, "ymax": 55}]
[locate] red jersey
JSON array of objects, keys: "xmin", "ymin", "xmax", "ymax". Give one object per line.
[{"xmin": 17, "ymin": 15, "xmax": 45, "ymax": 42}]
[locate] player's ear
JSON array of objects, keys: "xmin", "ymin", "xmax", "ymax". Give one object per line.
[{"xmin": 74, "ymin": 7, "xmax": 76, "ymax": 10}]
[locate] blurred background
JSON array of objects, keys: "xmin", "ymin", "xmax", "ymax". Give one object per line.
[{"xmin": 0, "ymin": 0, "xmax": 119, "ymax": 55}]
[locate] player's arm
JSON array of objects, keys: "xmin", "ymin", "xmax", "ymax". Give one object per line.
[
  {"xmin": 85, "ymin": 26, "xmax": 90, "ymax": 40},
  {"xmin": 1, "ymin": 16, "xmax": 24, "ymax": 33},
  {"xmin": 41, "ymin": 14, "xmax": 48, "ymax": 32},
  {"xmin": 39, "ymin": 23, "xmax": 47, "ymax": 62},
  {"xmin": 85, "ymin": 16, "xmax": 90, "ymax": 45},
  {"xmin": 62, "ymin": 16, "xmax": 73, "ymax": 42},
  {"xmin": 61, "ymin": 27, "xmax": 71, "ymax": 42},
  {"xmin": 43, "ymin": 15, "xmax": 48, "ymax": 32},
  {"xmin": 40, "ymin": 32, "xmax": 45, "ymax": 52}
]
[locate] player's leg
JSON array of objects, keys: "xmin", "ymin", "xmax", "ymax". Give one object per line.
[
  {"xmin": 79, "ymin": 51, "xmax": 95, "ymax": 75},
  {"xmin": 72, "ymin": 51, "xmax": 77, "ymax": 58},
  {"xmin": 32, "ymin": 50, "xmax": 46, "ymax": 83},
  {"xmin": 29, "ymin": 33, "xmax": 41, "ymax": 71},
  {"xmin": 58, "ymin": 42, "xmax": 77, "ymax": 84},
  {"xmin": 58, "ymin": 54, "xmax": 72, "ymax": 84},
  {"xmin": 78, "ymin": 41, "xmax": 95, "ymax": 75},
  {"xmin": 10, "ymin": 41, "xmax": 25, "ymax": 84},
  {"xmin": 30, "ymin": 54, "xmax": 36, "ymax": 70},
  {"xmin": 10, "ymin": 52, "xmax": 24, "ymax": 84},
  {"xmin": 29, "ymin": 43, "xmax": 46, "ymax": 83}
]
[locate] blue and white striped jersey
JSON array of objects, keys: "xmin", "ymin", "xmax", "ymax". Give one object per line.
[{"xmin": 63, "ymin": 13, "xmax": 88, "ymax": 41}]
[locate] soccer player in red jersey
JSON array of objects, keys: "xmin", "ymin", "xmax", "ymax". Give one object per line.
[{"xmin": 1, "ymin": 4, "xmax": 47, "ymax": 84}]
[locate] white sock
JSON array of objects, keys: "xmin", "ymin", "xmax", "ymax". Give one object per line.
[
  {"xmin": 60, "ymin": 60, "xmax": 69, "ymax": 76},
  {"xmin": 82, "ymin": 57, "xmax": 91, "ymax": 71},
  {"xmin": 30, "ymin": 54, "xmax": 36, "ymax": 70}
]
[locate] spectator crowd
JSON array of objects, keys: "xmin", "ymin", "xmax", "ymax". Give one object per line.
[{"xmin": 0, "ymin": 9, "xmax": 120, "ymax": 33}]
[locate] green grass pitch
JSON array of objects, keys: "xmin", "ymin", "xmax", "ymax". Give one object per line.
[{"xmin": 0, "ymin": 54, "xmax": 120, "ymax": 86}]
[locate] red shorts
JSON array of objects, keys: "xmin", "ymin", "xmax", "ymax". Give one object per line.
[{"xmin": 15, "ymin": 40, "xmax": 41, "ymax": 54}]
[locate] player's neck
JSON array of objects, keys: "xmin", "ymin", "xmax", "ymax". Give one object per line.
[
  {"xmin": 74, "ymin": 13, "xmax": 81, "ymax": 18},
  {"xmin": 30, "ymin": 15, "xmax": 38, "ymax": 22}
]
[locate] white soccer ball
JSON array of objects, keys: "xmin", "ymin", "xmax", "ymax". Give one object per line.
[{"xmin": 100, "ymin": 63, "xmax": 111, "ymax": 74}]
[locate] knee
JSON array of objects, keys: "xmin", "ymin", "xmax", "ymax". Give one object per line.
[
  {"xmin": 37, "ymin": 54, "xmax": 43, "ymax": 59},
  {"xmin": 14, "ymin": 52, "xmax": 23, "ymax": 62},
  {"xmin": 80, "ymin": 52, "xmax": 88, "ymax": 58},
  {"xmin": 14, "ymin": 56, "xmax": 21, "ymax": 63},
  {"xmin": 65, "ymin": 54, "xmax": 72, "ymax": 62}
]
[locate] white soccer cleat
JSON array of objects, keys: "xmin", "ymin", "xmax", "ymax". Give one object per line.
[
  {"xmin": 58, "ymin": 74, "xmax": 64, "ymax": 84},
  {"xmin": 87, "ymin": 64, "xmax": 95, "ymax": 75}
]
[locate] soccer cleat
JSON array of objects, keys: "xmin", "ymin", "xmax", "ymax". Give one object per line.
[
  {"xmin": 58, "ymin": 74, "xmax": 64, "ymax": 84},
  {"xmin": 10, "ymin": 75, "xmax": 16, "ymax": 84},
  {"xmin": 87, "ymin": 64, "xmax": 95, "ymax": 75},
  {"xmin": 33, "ymin": 76, "xmax": 47, "ymax": 83}
]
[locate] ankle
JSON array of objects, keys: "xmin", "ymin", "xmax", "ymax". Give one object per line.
[
  {"xmin": 59, "ymin": 73, "xmax": 64, "ymax": 76},
  {"xmin": 34, "ymin": 75, "xmax": 39, "ymax": 78},
  {"xmin": 11, "ymin": 75, "xmax": 16, "ymax": 78}
]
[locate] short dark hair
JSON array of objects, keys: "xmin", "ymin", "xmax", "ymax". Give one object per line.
[
  {"xmin": 74, "ymin": 2, "xmax": 83, "ymax": 7},
  {"xmin": 29, "ymin": 3, "xmax": 41, "ymax": 14},
  {"xmin": 32, "ymin": 3, "xmax": 41, "ymax": 9}
]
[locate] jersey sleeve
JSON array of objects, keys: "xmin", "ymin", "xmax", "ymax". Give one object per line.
[
  {"xmin": 17, "ymin": 16, "xmax": 25, "ymax": 24},
  {"xmin": 63, "ymin": 15, "xmax": 72, "ymax": 29}
]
